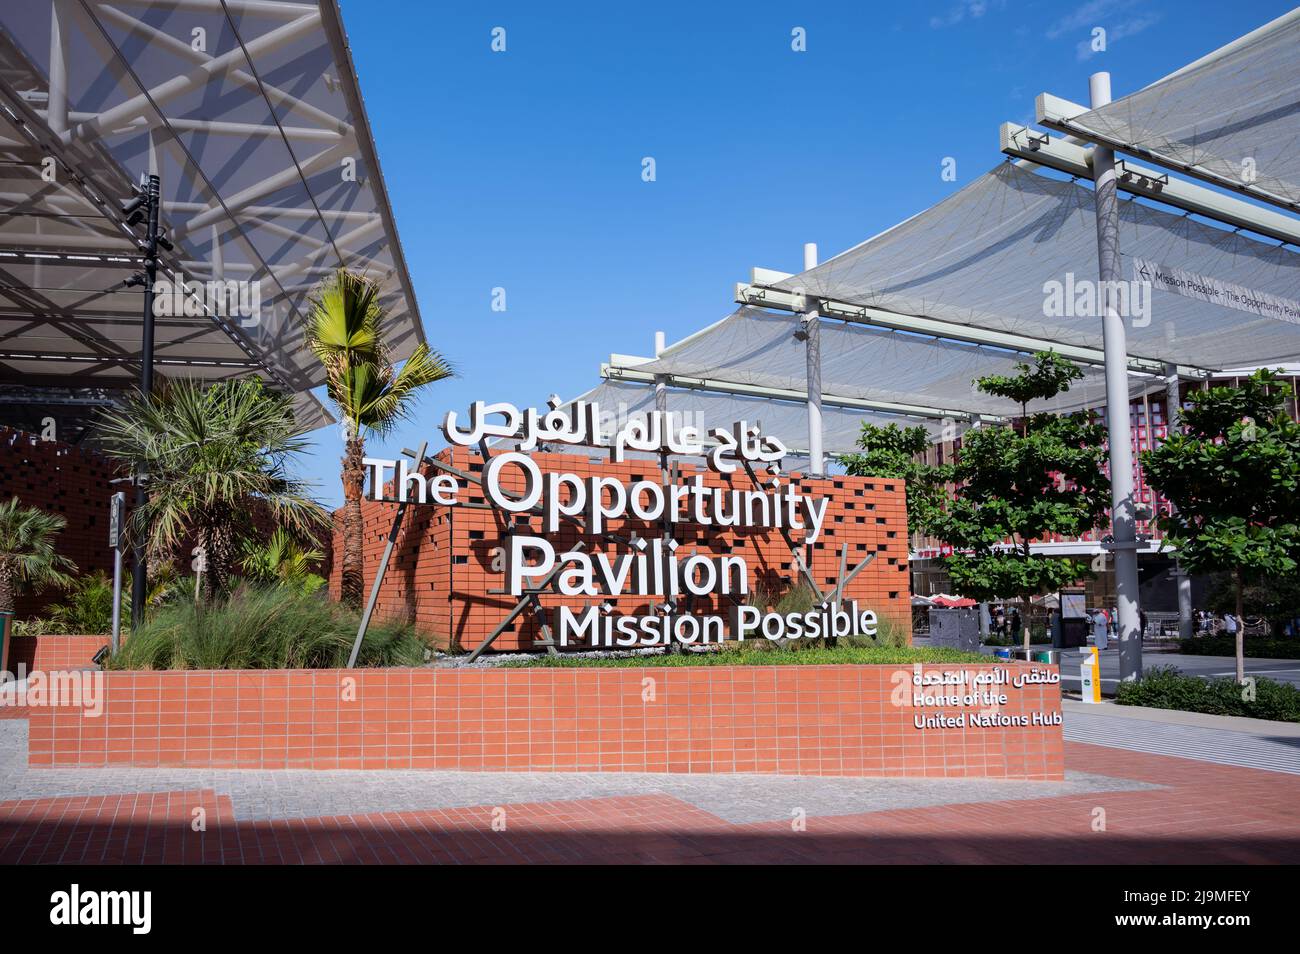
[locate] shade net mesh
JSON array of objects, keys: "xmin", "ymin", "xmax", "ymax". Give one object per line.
[
  {"xmin": 497, "ymin": 380, "xmax": 970, "ymax": 471},
  {"xmin": 771, "ymin": 163, "xmax": 1300, "ymax": 370},
  {"xmin": 1064, "ymin": 11, "xmax": 1300, "ymax": 210},
  {"xmin": 638, "ymin": 306, "xmax": 1155, "ymax": 418}
]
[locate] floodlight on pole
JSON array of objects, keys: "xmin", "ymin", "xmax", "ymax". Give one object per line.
[
  {"xmin": 126, "ymin": 173, "xmax": 163, "ymax": 631},
  {"xmin": 1088, "ymin": 72, "xmax": 1143, "ymax": 682}
]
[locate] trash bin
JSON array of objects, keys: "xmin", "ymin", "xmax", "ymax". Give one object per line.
[
  {"xmin": 1071, "ymin": 647, "xmax": 1101, "ymax": 703},
  {"xmin": 993, "ymin": 647, "xmax": 1012, "ymax": 660}
]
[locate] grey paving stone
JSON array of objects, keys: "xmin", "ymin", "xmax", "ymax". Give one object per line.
[{"xmin": 0, "ymin": 720, "xmax": 1157, "ymax": 824}]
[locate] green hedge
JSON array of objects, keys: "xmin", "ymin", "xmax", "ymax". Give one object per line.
[
  {"xmin": 1177, "ymin": 635, "xmax": 1300, "ymax": 659},
  {"xmin": 1116, "ymin": 666, "xmax": 1300, "ymax": 722},
  {"xmin": 106, "ymin": 585, "xmax": 429, "ymax": 670}
]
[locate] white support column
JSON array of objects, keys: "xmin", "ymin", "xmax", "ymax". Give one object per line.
[
  {"xmin": 653, "ymin": 330, "xmax": 667, "ymax": 413},
  {"xmin": 1089, "ymin": 72, "xmax": 1142, "ymax": 682},
  {"xmin": 802, "ymin": 242, "xmax": 824, "ymax": 476},
  {"xmin": 1164, "ymin": 362, "xmax": 1194, "ymax": 640},
  {"xmin": 48, "ymin": 0, "xmax": 70, "ymax": 135}
]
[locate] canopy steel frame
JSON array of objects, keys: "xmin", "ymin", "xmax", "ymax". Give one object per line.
[
  {"xmin": 1035, "ymin": 91, "xmax": 1300, "ymax": 215},
  {"xmin": 0, "ymin": 0, "xmax": 422, "ymax": 426},
  {"xmin": 1000, "ymin": 123, "xmax": 1300, "ymax": 247},
  {"xmin": 601, "ymin": 360, "xmax": 1003, "ymax": 424},
  {"xmin": 735, "ymin": 277, "xmax": 1214, "ymax": 378}
]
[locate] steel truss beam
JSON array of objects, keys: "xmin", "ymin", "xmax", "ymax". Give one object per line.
[
  {"xmin": 601, "ymin": 360, "xmax": 1003, "ymax": 423},
  {"xmin": 1000, "ymin": 124, "xmax": 1300, "ymax": 247},
  {"xmin": 734, "ymin": 275, "xmax": 1213, "ymax": 378},
  {"xmin": 1035, "ymin": 91, "xmax": 1300, "ymax": 214}
]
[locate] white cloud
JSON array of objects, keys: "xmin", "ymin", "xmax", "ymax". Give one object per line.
[
  {"xmin": 1075, "ymin": 12, "xmax": 1164, "ymax": 60},
  {"xmin": 1046, "ymin": 0, "xmax": 1130, "ymax": 40},
  {"xmin": 930, "ymin": 0, "xmax": 993, "ymax": 29}
]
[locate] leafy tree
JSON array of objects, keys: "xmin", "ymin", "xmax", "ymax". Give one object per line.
[
  {"xmin": 929, "ymin": 352, "xmax": 1110, "ymax": 653},
  {"xmin": 241, "ymin": 528, "xmax": 327, "ymax": 596},
  {"xmin": 0, "ymin": 497, "xmax": 75, "ymax": 617},
  {"xmin": 304, "ymin": 269, "xmax": 453, "ymax": 607},
  {"xmin": 96, "ymin": 379, "xmax": 328, "ymax": 602},
  {"xmin": 839, "ymin": 422, "xmax": 947, "ymax": 534},
  {"xmin": 1203, "ymin": 571, "xmax": 1300, "ymax": 637},
  {"xmin": 976, "ymin": 351, "xmax": 1084, "ymax": 432},
  {"xmin": 1143, "ymin": 369, "xmax": 1300, "ymax": 682}
]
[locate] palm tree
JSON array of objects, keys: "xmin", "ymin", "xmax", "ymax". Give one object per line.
[
  {"xmin": 304, "ymin": 268, "xmax": 452, "ymax": 607},
  {"xmin": 0, "ymin": 497, "xmax": 75, "ymax": 615},
  {"xmin": 241, "ymin": 527, "xmax": 327, "ymax": 595},
  {"xmin": 96, "ymin": 378, "xmax": 329, "ymax": 601}
]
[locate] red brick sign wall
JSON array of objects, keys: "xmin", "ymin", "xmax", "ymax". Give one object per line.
[
  {"xmin": 26, "ymin": 664, "xmax": 1065, "ymax": 780},
  {"xmin": 330, "ymin": 448, "xmax": 912, "ymax": 651}
]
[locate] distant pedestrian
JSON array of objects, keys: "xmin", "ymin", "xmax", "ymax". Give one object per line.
[
  {"xmin": 1091, "ymin": 609, "xmax": 1109, "ymax": 651},
  {"xmin": 1139, "ymin": 609, "xmax": 1148, "ymax": 638},
  {"xmin": 1010, "ymin": 609, "xmax": 1022, "ymax": 643},
  {"xmin": 1224, "ymin": 613, "xmax": 1239, "ymax": 637}
]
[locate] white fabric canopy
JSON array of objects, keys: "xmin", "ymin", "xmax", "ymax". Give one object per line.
[
  {"xmin": 532, "ymin": 379, "xmax": 966, "ymax": 468},
  {"xmin": 773, "ymin": 163, "xmax": 1300, "ymax": 370},
  {"xmin": 1061, "ymin": 10, "xmax": 1300, "ymax": 211},
  {"xmin": 639, "ymin": 306, "xmax": 1156, "ymax": 418}
]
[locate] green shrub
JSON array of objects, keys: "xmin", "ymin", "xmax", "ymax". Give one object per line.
[
  {"xmin": 11, "ymin": 617, "xmax": 54, "ymax": 637},
  {"xmin": 105, "ymin": 584, "xmax": 428, "ymax": 670},
  {"xmin": 1116, "ymin": 665, "xmax": 1300, "ymax": 722},
  {"xmin": 46, "ymin": 570, "xmax": 117, "ymax": 634},
  {"xmin": 1177, "ymin": 635, "xmax": 1300, "ymax": 659}
]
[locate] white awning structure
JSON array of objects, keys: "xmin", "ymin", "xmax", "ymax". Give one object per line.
[
  {"xmin": 768, "ymin": 162, "xmax": 1300, "ymax": 372},
  {"xmin": 0, "ymin": 0, "xmax": 425, "ymax": 428},
  {"xmin": 624, "ymin": 306, "xmax": 1158, "ymax": 419},
  {"xmin": 488, "ymin": 378, "xmax": 967, "ymax": 472},
  {"xmin": 585, "ymin": 378, "xmax": 960, "ymax": 452},
  {"xmin": 1037, "ymin": 9, "xmax": 1300, "ymax": 212}
]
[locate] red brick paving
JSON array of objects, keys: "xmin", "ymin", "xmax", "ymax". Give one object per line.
[{"xmin": 2, "ymin": 741, "xmax": 1297, "ymax": 864}]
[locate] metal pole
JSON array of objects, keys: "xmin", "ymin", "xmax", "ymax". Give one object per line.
[
  {"xmin": 110, "ymin": 491, "xmax": 125, "ymax": 653},
  {"xmin": 1088, "ymin": 72, "xmax": 1142, "ymax": 682},
  {"xmin": 130, "ymin": 173, "xmax": 161, "ymax": 631},
  {"xmin": 1164, "ymin": 363, "xmax": 1194, "ymax": 640},
  {"xmin": 802, "ymin": 242, "xmax": 824, "ymax": 476},
  {"xmin": 348, "ymin": 440, "xmax": 426, "ymax": 668}
]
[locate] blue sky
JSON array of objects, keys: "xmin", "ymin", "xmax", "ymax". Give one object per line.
[{"xmin": 300, "ymin": 0, "xmax": 1296, "ymax": 507}]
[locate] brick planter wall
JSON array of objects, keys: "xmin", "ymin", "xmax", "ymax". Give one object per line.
[
  {"xmin": 5, "ymin": 635, "xmax": 110, "ymax": 676},
  {"xmin": 329, "ymin": 448, "xmax": 913, "ymax": 652},
  {"xmin": 27, "ymin": 663, "xmax": 1065, "ymax": 779}
]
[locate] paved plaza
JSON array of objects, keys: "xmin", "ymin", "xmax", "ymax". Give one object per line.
[{"xmin": 1, "ymin": 701, "xmax": 1296, "ymax": 864}]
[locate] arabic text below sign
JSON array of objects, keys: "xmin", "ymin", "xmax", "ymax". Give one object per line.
[{"xmin": 1133, "ymin": 258, "xmax": 1300, "ymax": 325}]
